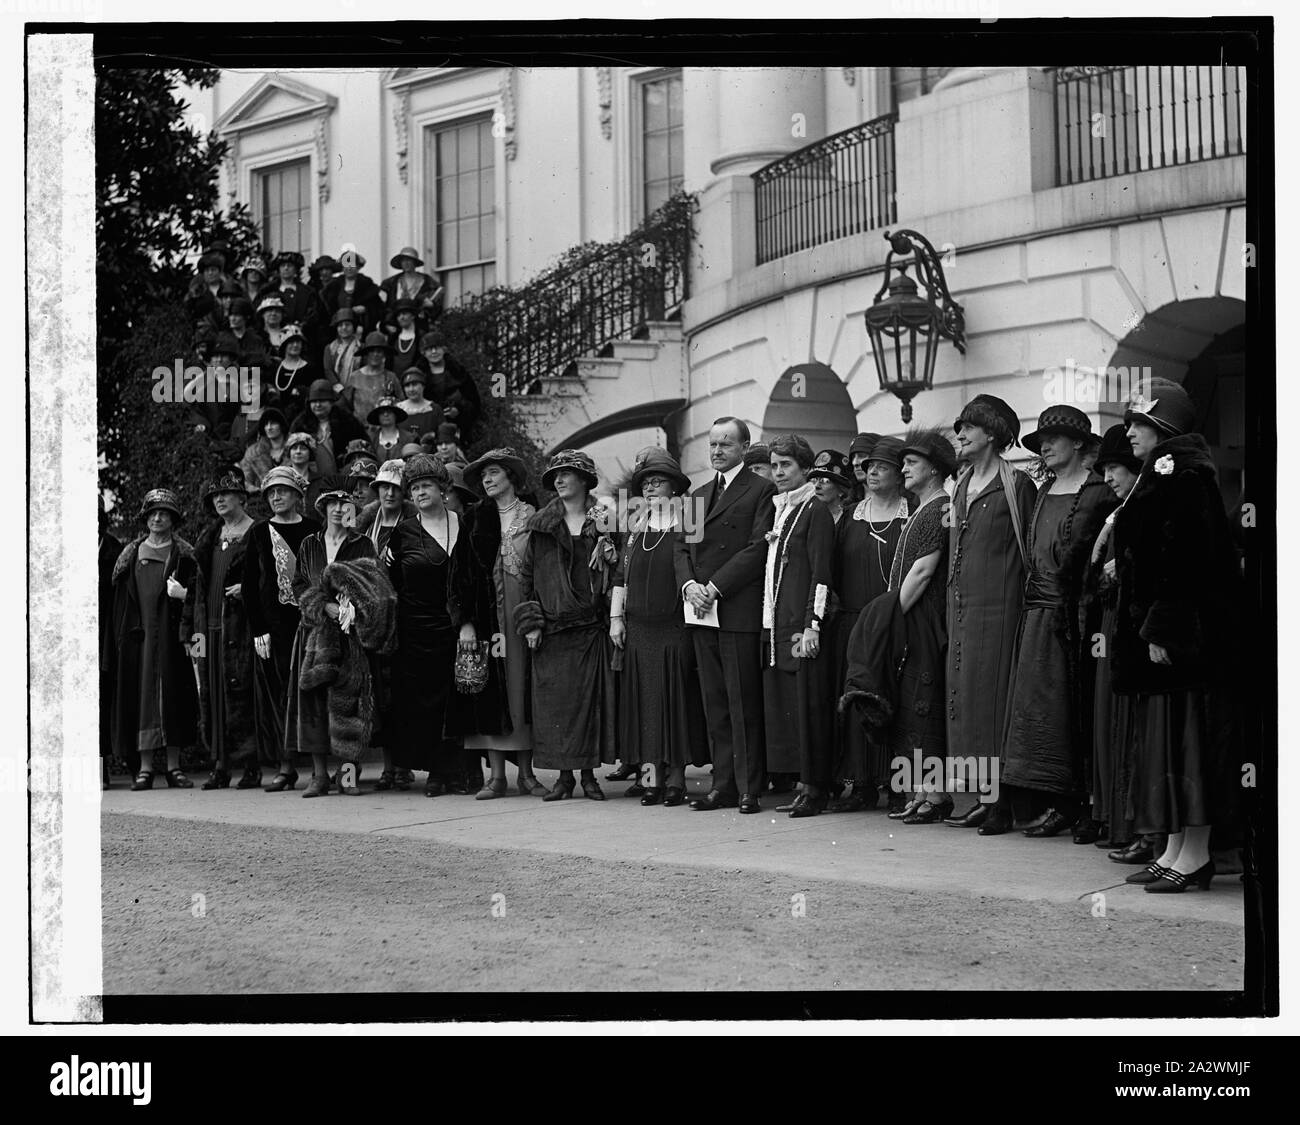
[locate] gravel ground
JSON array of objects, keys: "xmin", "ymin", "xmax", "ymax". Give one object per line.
[{"xmin": 103, "ymin": 813, "xmax": 1242, "ymax": 994}]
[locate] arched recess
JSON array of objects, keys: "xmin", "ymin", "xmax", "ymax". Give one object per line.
[
  {"xmin": 760, "ymin": 363, "xmax": 857, "ymax": 454},
  {"xmin": 1106, "ymin": 296, "xmax": 1245, "ymax": 508}
]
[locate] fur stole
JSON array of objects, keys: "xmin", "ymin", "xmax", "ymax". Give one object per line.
[{"xmin": 112, "ymin": 534, "xmax": 195, "ymax": 584}]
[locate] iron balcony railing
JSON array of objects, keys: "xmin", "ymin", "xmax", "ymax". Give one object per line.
[
  {"xmin": 1053, "ymin": 65, "xmax": 1247, "ymax": 186},
  {"xmin": 753, "ymin": 113, "xmax": 897, "ymax": 265}
]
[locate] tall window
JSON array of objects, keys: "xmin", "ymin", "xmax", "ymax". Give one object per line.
[
  {"xmin": 890, "ymin": 67, "xmax": 955, "ymax": 107},
  {"xmin": 639, "ymin": 71, "xmax": 683, "ymax": 218},
  {"xmin": 256, "ymin": 159, "xmax": 310, "ymax": 257},
  {"xmin": 425, "ymin": 116, "xmax": 495, "ymax": 307}
]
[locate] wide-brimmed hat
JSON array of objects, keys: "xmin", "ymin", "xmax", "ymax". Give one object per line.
[
  {"xmin": 866, "ymin": 435, "xmax": 905, "ymax": 470},
  {"xmin": 743, "ymin": 442, "xmax": 771, "ymax": 468},
  {"xmin": 367, "ymin": 397, "xmax": 408, "ymax": 425},
  {"xmin": 347, "ymin": 458, "xmax": 379, "ymax": 483},
  {"xmin": 630, "ymin": 447, "xmax": 690, "ymax": 495},
  {"xmin": 1093, "ymin": 423, "xmax": 1143, "ymax": 475},
  {"xmin": 444, "ymin": 462, "xmax": 479, "ymax": 506},
  {"xmin": 261, "ymin": 465, "xmax": 307, "ymax": 497},
  {"xmin": 808, "ymin": 449, "xmax": 854, "ymax": 491},
  {"xmin": 374, "ymin": 459, "xmax": 406, "ymax": 489},
  {"xmin": 307, "ymin": 378, "xmax": 337, "ymax": 403},
  {"xmin": 310, "ymin": 255, "xmax": 339, "ymax": 276},
  {"xmin": 227, "ymin": 297, "xmax": 254, "ymax": 319},
  {"xmin": 360, "ymin": 330, "xmax": 394, "ymax": 357},
  {"xmin": 1021, "ymin": 404, "xmax": 1100, "ymax": 455},
  {"xmin": 390, "ymin": 246, "xmax": 424, "ymax": 269},
  {"xmin": 210, "ymin": 332, "xmax": 241, "ymax": 360},
  {"xmin": 330, "ymin": 307, "xmax": 357, "ymax": 327},
  {"xmin": 955, "ymin": 393, "xmax": 1021, "ymax": 449},
  {"xmin": 256, "ymin": 293, "xmax": 284, "ymax": 313},
  {"xmin": 203, "ymin": 470, "xmax": 251, "ymax": 516},
  {"xmin": 464, "ymin": 446, "xmax": 529, "ymax": 491},
  {"xmin": 391, "ymin": 297, "xmax": 420, "ymax": 316},
  {"xmin": 139, "ymin": 488, "xmax": 184, "ymax": 523},
  {"xmin": 899, "ymin": 428, "xmax": 959, "ymax": 480},
  {"xmin": 256, "ymin": 407, "xmax": 288, "ymax": 437},
  {"xmin": 285, "ymin": 431, "xmax": 317, "ymax": 453},
  {"xmin": 341, "ymin": 438, "xmax": 374, "ymax": 465},
  {"xmin": 848, "ymin": 432, "xmax": 882, "ymax": 461},
  {"xmin": 313, "ymin": 475, "xmax": 356, "ymax": 516},
  {"xmin": 272, "ymin": 251, "xmax": 305, "ymax": 272},
  {"xmin": 404, "ymin": 453, "xmax": 450, "ymax": 488},
  {"xmin": 542, "ymin": 449, "xmax": 599, "ymax": 491},
  {"xmin": 1123, "ymin": 376, "xmax": 1197, "ymax": 438},
  {"xmin": 278, "ymin": 324, "xmax": 306, "ymax": 351}
]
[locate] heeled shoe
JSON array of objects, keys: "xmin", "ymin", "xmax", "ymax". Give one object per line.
[
  {"xmin": 977, "ymin": 808, "xmax": 1014, "ymax": 836},
  {"xmin": 605, "ymin": 763, "xmax": 638, "ymax": 781},
  {"xmin": 1125, "ymin": 862, "xmax": 1171, "ymax": 885},
  {"xmin": 201, "ymin": 767, "xmax": 231, "ymax": 790},
  {"xmin": 264, "ymin": 770, "xmax": 298, "ymax": 792},
  {"xmin": 903, "ymin": 799, "xmax": 953, "ymax": 824},
  {"xmin": 640, "ymin": 787, "xmax": 664, "ymax": 806},
  {"xmin": 164, "ymin": 768, "xmax": 193, "ymax": 789},
  {"xmin": 1109, "ymin": 837, "xmax": 1158, "ymax": 864},
  {"xmin": 581, "ymin": 778, "xmax": 606, "ymax": 801},
  {"xmin": 625, "ymin": 782, "xmax": 647, "ymax": 798},
  {"xmin": 663, "ymin": 786, "xmax": 686, "ymax": 807},
  {"xmin": 888, "ymin": 797, "xmax": 923, "ymax": 820},
  {"xmin": 424, "ymin": 777, "xmax": 446, "ymax": 798},
  {"xmin": 789, "ymin": 793, "xmax": 828, "ymax": 819},
  {"xmin": 944, "ymin": 803, "xmax": 990, "ymax": 828},
  {"xmin": 1023, "ymin": 809, "xmax": 1076, "ymax": 837},
  {"xmin": 517, "ymin": 774, "xmax": 551, "ymax": 797},
  {"xmin": 1144, "ymin": 859, "xmax": 1215, "ymax": 893},
  {"xmin": 394, "ymin": 768, "xmax": 415, "ymax": 791},
  {"xmin": 302, "ymin": 773, "xmax": 332, "ymax": 798},
  {"xmin": 1072, "ymin": 818, "xmax": 1103, "ymax": 844},
  {"xmin": 827, "ymin": 784, "xmax": 879, "ymax": 813},
  {"xmin": 130, "ymin": 770, "xmax": 154, "ymax": 792},
  {"xmin": 374, "ymin": 770, "xmax": 395, "ymax": 791},
  {"xmin": 476, "ymin": 777, "xmax": 509, "ymax": 800},
  {"xmin": 236, "ymin": 767, "xmax": 263, "ymax": 790},
  {"xmin": 543, "ymin": 775, "xmax": 576, "ymax": 802}
]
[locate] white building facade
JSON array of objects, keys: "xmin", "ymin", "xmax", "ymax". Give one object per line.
[{"xmin": 192, "ymin": 64, "xmax": 1248, "ymax": 497}]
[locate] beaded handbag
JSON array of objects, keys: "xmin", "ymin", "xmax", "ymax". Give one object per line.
[{"xmin": 454, "ymin": 640, "xmax": 489, "ymax": 694}]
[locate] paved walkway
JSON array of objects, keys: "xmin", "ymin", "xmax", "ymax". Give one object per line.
[{"xmin": 103, "ymin": 766, "xmax": 1244, "ymax": 928}]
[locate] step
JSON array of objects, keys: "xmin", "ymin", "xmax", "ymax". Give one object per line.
[
  {"xmin": 610, "ymin": 339, "xmax": 660, "ymax": 361},
  {"xmin": 643, "ymin": 320, "xmax": 683, "ymax": 342}
]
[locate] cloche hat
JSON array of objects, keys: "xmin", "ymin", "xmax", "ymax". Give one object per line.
[
  {"xmin": 1021, "ymin": 404, "xmax": 1100, "ymax": 455},
  {"xmin": 1122, "ymin": 376, "xmax": 1197, "ymax": 438},
  {"xmin": 542, "ymin": 449, "xmax": 599, "ymax": 491},
  {"xmin": 630, "ymin": 448, "xmax": 690, "ymax": 495},
  {"xmin": 139, "ymin": 488, "xmax": 184, "ymax": 523},
  {"xmin": 808, "ymin": 449, "xmax": 854, "ymax": 490},
  {"xmin": 464, "ymin": 446, "xmax": 529, "ymax": 491}
]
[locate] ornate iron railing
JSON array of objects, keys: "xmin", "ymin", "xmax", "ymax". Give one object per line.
[
  {"xmin": 449, "ymin": 194, "xmax": 693, "ymax": 395},
  {"xmin": 1053, "ymin": 65, "xmax": 1247, "ymax": 186},
  {"xmin": 753, "ymin": 113, "xmax": 897, "ymax": 265}
]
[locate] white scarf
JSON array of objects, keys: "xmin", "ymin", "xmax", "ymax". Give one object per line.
[{"xmin": 762, "ymin": 480, "xmax": 816, "ymax": 632}]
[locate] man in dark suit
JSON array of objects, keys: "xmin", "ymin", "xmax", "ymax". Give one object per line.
[{"xmin": 675, "ymin": 417, "xmax": 776, "ymax": 814}]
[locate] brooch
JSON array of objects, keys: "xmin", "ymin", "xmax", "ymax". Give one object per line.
[{"xmin": 1155, "ymin": 455, "xmax": 1175, "ymax": 476}]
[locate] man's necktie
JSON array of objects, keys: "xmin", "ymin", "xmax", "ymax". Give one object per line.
[{"xmin": 708, "ymin": 473, "xmax": 726, "ymax": 513}]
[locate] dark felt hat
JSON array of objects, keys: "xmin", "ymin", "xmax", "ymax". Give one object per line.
[
  {"xmin": 464, "ymin": 447, "xmax": 529, "ymax": 491},
  {"xmin": 272, "ymin": 251, "xmax": 305, "ymax": 271},
  {"xmin": 307, "ymin": 378, "xmax": 337, "ymax": 403},
  {"xmin": 630, "ymin": 447, "xmax": 690, "ymax": 495},
  {"xmin": 1123, "ymin": 376, "xmax": 1197, "ymax": 438},
  {"xmin": 330, "ymin": 307, "xmax": 357, "ymax": 327},
  {"xmin": 211, "ymin": 332, "xmax": 241, "ymax": 360},
  {"xmin": 900, "ymin": 428, "xmax": 959, "ymax": 480},
  {"xmin": 310, "ymin": 255, "xmax": 340, "ymax": 276},
  {"xmin": 341, "ymin": 438, "xmax": 375, "ymax": 465},
  {"xmin": 139, "ymin": 488, "xmax": 184, "ymax": 523},
  {"xmin": 435, "ymin": 422, "xmax": 461, "ymax": 443},
  {"xmin": 848, "ymin": 432, "xmax": 882, "ymax": 460},
  {"xmin": 218, "ymin": 279, "xmax": 243, "ymax": 297},
  {"xmin": 1094, "ymin": 423, "xmax": 1143, "ymax": 475},
  {"xmin": 367, "ymin": 397, "xmax": 408, "ymax": 425},
  {"xmin": 808, "ymin": 448, "xmax": 854, "ymax": 490},
  {"xmin": 198, "ymin": 252, "xmax": 224, "ymax": 271},
  {"xmin": 955, "ymin": 393, "xmax": 1021, "ymax": 448},
  {"xmin": 404, "ymin": 453, "xmax": 450, "ymax": 487},
  {"xmin": 391, "ymin": 297, "xmax": 420, "ymax": 316},
  {"xmin": 360, "ymin": 330, "xmax": 394, "ymax": 356},
  {"xmin": 1022, "ymin": 404, "xmax": 1099, "ymax": 455},
  {"xmin": 444, "ymin": 462, "xmax": 479, "ymax": 507},
  {"xmin": 228, "ymin": 297, "xmax": 254, "ymax": 319},
  {"xmin": 313, "ymin": 475, "xmax": 355, "ymax": 516},
  {"xmin": 390, "ymin": 246, "xmax": 425, "ymax": 269},
  {"xmin": 203, "ymin": 470, "xmax": 251, "ymax": 516},
  {"xmin": 743, "ymin": 442, "xmax": 771, "ymax": 468},
  {"xmin": 543, "ymin": 449, "xmax": 599, "ymax": 491},
  {"xmin": 865, "ymin": 435, "xmax": 905, "ymax": 470},
  {"xmin": 256, "ymin": 407, "xmax": 288, "ymax": 437}
]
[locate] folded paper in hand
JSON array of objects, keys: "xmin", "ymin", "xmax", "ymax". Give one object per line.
[{"xmin": 683, "ymin": 596, "xmax": 719, "ymax": 628}]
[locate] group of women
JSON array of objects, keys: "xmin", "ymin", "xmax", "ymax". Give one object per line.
[{"xmin": 102, "ymin": 374, "xmax": 1241, "ymax": 899}]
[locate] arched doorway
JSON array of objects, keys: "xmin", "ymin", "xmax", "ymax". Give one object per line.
[
  {"xmin": 1106, "ymin": 297, "xmax": 1245, "ymax": 510},
  {"xmin": 761, "ymin": 363, "xmax": 857, "ymax": 455}
]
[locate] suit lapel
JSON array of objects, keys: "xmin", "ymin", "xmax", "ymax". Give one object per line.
[{"xmin": 704, "ymin": 469, "xmax": 752, "ymax": 526}]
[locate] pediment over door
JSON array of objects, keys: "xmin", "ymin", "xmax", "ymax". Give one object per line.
[{"xmin": 216, "ymin": 74, "xmax": 338, "ymax": 201}]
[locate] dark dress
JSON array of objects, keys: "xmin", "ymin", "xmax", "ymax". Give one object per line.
[
  {"xmin": 761, "ymin": 487, "xmax": 838, "ymax": 789},
  {"xmin": 99, "ymin": 532, "xmax": 125, "ymax": 769},
  {"xmin": 1000, "ymin": 478, "xmax": 1117, "ymax": 802},
  {"xmin": 284, "ymin": 531, "xmax": 377, "ymax": 758},
  {"xmin": 515, "ymin": 501, "xmax": 617, "ymax": 771},
  {"xmin": 883, "ymin": 494, "xmax": 950, "ymax": 784},
  {"xmin": 242, "ymin": 516, "xmax": 319, "ymax": 767},
  {"xmin": 385, "ymin": 513, "xmax": 482, "ymax": 771},
  {"xmin": 830, "ymin": 497, "xmax": 909, "ymax": 786},
  {"xmin": 104, "ymin": 537, "xmax": 199, "ymax": 762},
  {"xmin": 945, "ymin": 466, "xmax": 1036, "ymax": 802},
  {"xmin": 614, "ymin": 523, "xmax": 709, "ymax": 771}
]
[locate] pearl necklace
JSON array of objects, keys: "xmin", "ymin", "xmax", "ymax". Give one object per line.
[{"xmin": 397, "ymin": 335, "xmax": 415, "ymax": 354}]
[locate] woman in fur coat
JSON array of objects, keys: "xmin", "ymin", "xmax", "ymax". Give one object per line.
[
  {"xmin": 513, "ymin": 450, "xmax": 619, "ymax": 800},
  {"xmin": 104, "ymin": 489, "xmax": 199, "ymax": 791},
  {"xmin": 185, "ymin": 473, "xmax": 260, "ymax": 789},
  {"xmin": 1112, "ymin": 378, "xmax": 1241, "ymax": 894}
]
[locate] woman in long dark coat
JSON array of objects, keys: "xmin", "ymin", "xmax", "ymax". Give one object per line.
[
  {"xmin": 988, "ymin": 406, "xmax": 1117, "ymax": 838},
  {"xmin": 1082, "ymin": 425, "xmax": 1146, "ymax": 852},
  {"xmin": 762, "ymin": 435, "xmax": 838, "ymax": 818},
  {"xmin": 1113, "ymin": 378, "xmax": 1240, "ymax": 893},
  {"xmin": 383, "ymin": 455, "xmax": 483, "ymax": 796},
  {"xmin": 609, "ymin": 449, "xmax": 709, "ymax": 807},
  {"xmin": 242, "ymin": 466, "xmax": 320, "ymax": 789},
  {"xmin": 942, "ymin": 395, "xmax": 1037, "ymax": 828},
  {"xmin": 104, "ymin": 489, "xmax": 199, "ymax": 791},
  {"xmin": 829, "ymin": 436, "xmax": 911, "ymax": 812},
  {"xmin": 99, "ymin": 499, "xmax": 124, "ymax": 788},
  {"xmin": 514, "ymin": 450, "xmax": 618, "ymax": 800},
  {"xmin": 187, "ymin": 472, "xmax": 259, "ymax": 789}
]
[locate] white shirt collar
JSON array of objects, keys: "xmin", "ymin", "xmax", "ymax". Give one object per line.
[{"xmin": 719, "ymin": 462, "xmax": 746, "ymax": 488}]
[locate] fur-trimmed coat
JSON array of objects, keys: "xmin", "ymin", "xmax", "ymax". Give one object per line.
[
  {"xmin": 103, "ymin": 535, "xmax": 200, "ymax": 757},
  {"xmin": 183, "ymin": 520, "xmax": 257, "ymax": 765},
  {"xmin": 512, "ymin": 498, "xmax": 615, "ymax": 636},
  {"xmin": 1111, "ymin": 433, "xmax": 1239, "ymax": 695}
]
